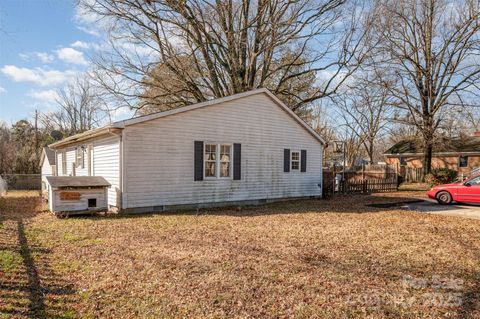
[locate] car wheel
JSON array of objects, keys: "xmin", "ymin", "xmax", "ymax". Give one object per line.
[{"xmin": 436, "ymin": 191, "xmax": 452, "ymax": 205}]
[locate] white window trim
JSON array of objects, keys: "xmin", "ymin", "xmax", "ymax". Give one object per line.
[
  {"xmin": 291, "ymin": 150, "xmax": 300, "ymax": 171},
  {"xmin": 61, "ymin": 151, "xmax": 67, "ymax": 175},
  {"xmin": 76, "ymin": 147, "xmax": 85, "ymax": 169},
  {"xmin": 204, "ymin": 143, "xmax": 218, "ymax": 180},
  {"xmin": 218, "ymin": 144, "xmax": 233, "ymax": 179},
  {"xmin": 203, "ymin": 142, "xmax": 233, "ymax": 180}
]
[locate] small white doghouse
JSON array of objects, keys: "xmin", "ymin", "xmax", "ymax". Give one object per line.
[{"xmin": 45, "ymin": 176, "xmax": 111, "ymax": 216}]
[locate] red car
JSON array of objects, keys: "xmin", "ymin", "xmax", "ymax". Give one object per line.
[{"xmin": 428, "ymin": 175, "xmax": 480, "ymax": 204}]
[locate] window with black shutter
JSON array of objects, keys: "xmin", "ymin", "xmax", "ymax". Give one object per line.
[
  {"xmin": 194, "ymin": 141, "xmax": 204, "ymax": 181},
  {"xmin": 301, "ymin": 150, "xmax": 307, "ymax": 172},
  {"xmin": 284, "ymin": 149, "xmax": 290, "ymax": 172},
  {"xmin": 233, "ymin": 143, "xmax": 241, "ymax": 180}
]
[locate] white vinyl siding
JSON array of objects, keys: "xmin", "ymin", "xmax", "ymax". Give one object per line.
[
  {"xmin": 122, "ymin": 93, "xmax": 322, "ymax": 209},
  {"xmin": 92, "ymin": 136, "xmax": 120, "ymax": 207},
  {"xmin": 49, "ymin": 188, "xmax": 108, "ymax": 213},
  {"xmin": 53, "ymin": 135, "xmax": 121, "ymax": 207},
  {"xmin": 41, "ymin": 158, "xmax": 53, "ymax": 191}
]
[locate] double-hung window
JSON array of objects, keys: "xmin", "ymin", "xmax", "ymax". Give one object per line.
[
  {"xmin": 76, "ymin": 147, "xmax": 84, "ymax": 168},
  {"xmin": 205, "ymin": 144, "xmax": 217, "ymax": 177},
  {"xmin": 204, "ymin": 143, "xmax": 232, "ymax": 179},
  {"xmin": 220, "ymin": 145, "xmax": 231, "ymax": 177},
  {"xmin": 291, "ymin": 151, "xmax": 300, "ymax": 170},
  {"xmin": 459, "ymin": 155, "xmax": 468, "ymax": 168}
]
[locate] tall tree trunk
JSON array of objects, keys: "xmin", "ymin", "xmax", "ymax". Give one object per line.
[
  {"xmin": 422, "ymin": 114, "xmax": 434, "ymax": 176},
  {"xmin": 423, "ymin": 144, "xmax": 433, "ymax": 175}
]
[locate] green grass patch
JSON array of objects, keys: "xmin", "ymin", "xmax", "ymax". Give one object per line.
[
  {"xmin": 63, "ymin": 232, "xmax": 88, "ymax": 242},
  {"xmin": 0, "ymin": 249, "xmax": 22, "ymax": 272}
]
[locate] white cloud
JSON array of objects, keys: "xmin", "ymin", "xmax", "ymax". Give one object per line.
[
  {"xmin": 19, "ymin": 53, "xmax": 31, "ymax": 61},
  {"xmin": 28, "ymin": 89, "xmax": 59, "ymax": 103},
  {"xmin": 74, "ymin": 2, "xmax": 103, "ymax": 37},
  {"xmin": 1, "ymin": 65, "xmax": 76, "ymax": 86},
  {"xmin": 36, "ymin": 52, "xmax": 55, "ymax": 63},
  {"xmin": 0, "ymin": 86, "xmax": 6, "ymax": 94},
  {"xmin": 71, "ymin": 40, "xmax": 90, "ymax": 49},
  {"xmin": 57, "ymin": 47, "xmax": 88, "ymax": 65},
  {"xmin": 18, "ymin": 51, "xmax": 55, "ymax": 63},
  {"xmin": 76, "ymin": 25, "xmax": 101, "ymax": 37}
]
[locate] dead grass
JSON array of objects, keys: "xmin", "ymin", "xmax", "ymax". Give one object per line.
[
  {"xmin": 1, "ymin": 190, "xmax": 480, "ymax": 318},
  {"xmin": 398, "ymin": 182, "xmax": 432, "ymax": 192}
]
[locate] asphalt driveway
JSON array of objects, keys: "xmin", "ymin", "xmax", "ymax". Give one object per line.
[{"xmin": 404, "ymin": 199, "xmax": 480, "ymax": 220}]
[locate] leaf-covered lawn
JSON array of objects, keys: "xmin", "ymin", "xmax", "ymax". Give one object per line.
[{"xmin": 1, "ymin": 191, "xmax": 479, "ymax": 318}]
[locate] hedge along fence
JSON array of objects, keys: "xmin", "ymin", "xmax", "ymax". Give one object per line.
[{"xmin": 1, "ymin": 174, "xmax": 41, "ymax": 190}]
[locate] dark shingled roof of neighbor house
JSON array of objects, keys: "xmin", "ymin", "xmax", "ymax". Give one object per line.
[
  {"xmin": 46, "ymin": 176, "xmax": 111, "ymax": 188},
  {"xmin": 385, "ymin": 136, "xmax": 480, "ymax": 155}
]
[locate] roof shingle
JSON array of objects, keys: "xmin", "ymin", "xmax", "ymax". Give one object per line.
[
  {"xmin": 46, "ymin": 176, "xmax": 111, "ymax": 188},
  {"xmin": 384, "ymin": 136, "xmax": 480, "ymax": 155}
]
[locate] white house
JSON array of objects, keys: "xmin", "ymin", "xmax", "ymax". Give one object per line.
[
  {"xmin": 40, "ymin": 147, "xmax": 56, "ymax": 194},
  {"xmin": 47, "ymin": 89, "xmax": 325, "ymax": 213}
]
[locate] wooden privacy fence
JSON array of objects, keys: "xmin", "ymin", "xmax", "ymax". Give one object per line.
[
  {"xmin": 341, "ymin": 178, "xmax": 398, "ymax": 193},
  {"xmin": 1, "ymin": 174, "xmax": 41, "ymax": 190},
  {"xmin": 322, "ymin": 165, "xmax": 398, "ymax": 197}
]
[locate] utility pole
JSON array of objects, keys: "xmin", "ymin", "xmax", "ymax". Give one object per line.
[{"xmin": 34, "ymin": 109, "xmax": 39, "ymax": 172}]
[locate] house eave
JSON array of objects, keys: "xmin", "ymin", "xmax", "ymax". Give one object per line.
[
  {"xmin": 384, "ymin": 151, "xmax": 480, "ymax": 157},
  {"xmin": 49, "ymin": 126, "xmax": 123, "ymax": 149}
]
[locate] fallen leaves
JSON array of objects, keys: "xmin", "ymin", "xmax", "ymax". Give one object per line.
[{"xmin": 1, "ymin": 190, "xmax": 479, "ymax": 318}]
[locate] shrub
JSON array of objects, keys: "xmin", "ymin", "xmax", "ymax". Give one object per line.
[{"xmin": 425, "ymin": 168, "xmax": 458, "ymax": 185}]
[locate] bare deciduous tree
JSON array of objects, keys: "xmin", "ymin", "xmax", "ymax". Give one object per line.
[
  {"xmin": 41, "ymin": 76, "xmax": 108, "ymax": 136},
  {"xmin": 372, "ymin": 0, "xmax": 480, "ymax": 174},
  {"xmin": 336, "ymin": 73, "xmax": 393, "ymax": 163},
  {"xmin": 80, "ymin": 0, "xmax": 372, "ymax": 114}
]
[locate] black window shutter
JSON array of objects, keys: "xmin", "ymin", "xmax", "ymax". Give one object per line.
[
  {"xmin": 301, "ymin": 150, "xmax": 307, "ymax": 172},
  {"xmin": 284, "ymin": 149, "xmax": 290, "ymax": 172},
  {"xmin": 233, "ymin": 143, "xmax": 241, "ymax": 180},
  {"xmin": 194, "ymin": 141, "xmax": 204, "ymax": 181}
]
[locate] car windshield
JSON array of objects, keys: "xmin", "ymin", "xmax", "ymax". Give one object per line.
[{"xmin": 466, "ymin": 176, "xmax": 480, "ymax": 185}]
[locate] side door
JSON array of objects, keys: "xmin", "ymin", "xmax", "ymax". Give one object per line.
[{"xmin": 456, "ymin": 176, "xmax": 480, "ymax": 203}]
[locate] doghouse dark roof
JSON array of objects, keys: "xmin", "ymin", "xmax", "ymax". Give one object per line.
[
  {"xmin": 46, "ymin": 176, "xmax": 111, "ymax": 188},
  {"xmin": 384, "ymin": 136, "xmax": 480, "ymax": 155}
]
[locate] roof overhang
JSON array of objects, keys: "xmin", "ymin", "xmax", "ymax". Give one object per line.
[
  {"xmin": 46, "ymin": 176, "xmax": 111, "ymax": 188},
  {"xmin": 39, "ymin": 152, "xmax": 45, "ymax": 168},
  {"xmin": 385, "ymin": 151, "xmax": 480, "ymax": 157},
  {"xmin": 49, "ymin": 126, "xmax": 123, "ymax": 149}
]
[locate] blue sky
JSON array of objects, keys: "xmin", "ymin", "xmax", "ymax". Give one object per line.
[{"xmin": 0, "ymin": 0, "xmax": 104, "ymax": 124}]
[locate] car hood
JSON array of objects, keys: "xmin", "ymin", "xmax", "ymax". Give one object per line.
[{"xmin": 433, "ymin": 182, "xmax": 462, "ymax": 188}]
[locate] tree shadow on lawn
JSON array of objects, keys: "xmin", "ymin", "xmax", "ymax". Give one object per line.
[{"xmin": 0, "ymin": 195, "xmax": 76, "ymax": 318}]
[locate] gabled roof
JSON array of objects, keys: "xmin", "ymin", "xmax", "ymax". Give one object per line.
[
  {"xmin": 40, "ymin": 147, "xmax": 56, "ymax": 166},
  {"xmin": 384, "ymin": 136, "xmax": 480, "ymax": 156},
  {"xmin": 49, "ymin": 88, "xmax": 325, "ymax": 149},
  {"xmin": 46, "ymin": 176, "xmax": 111, "ymax": 188}
]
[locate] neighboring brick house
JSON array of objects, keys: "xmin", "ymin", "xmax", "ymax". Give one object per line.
[{"xmin": 384, "ymin": 133, "xmax": 480, "ymax": 176}]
